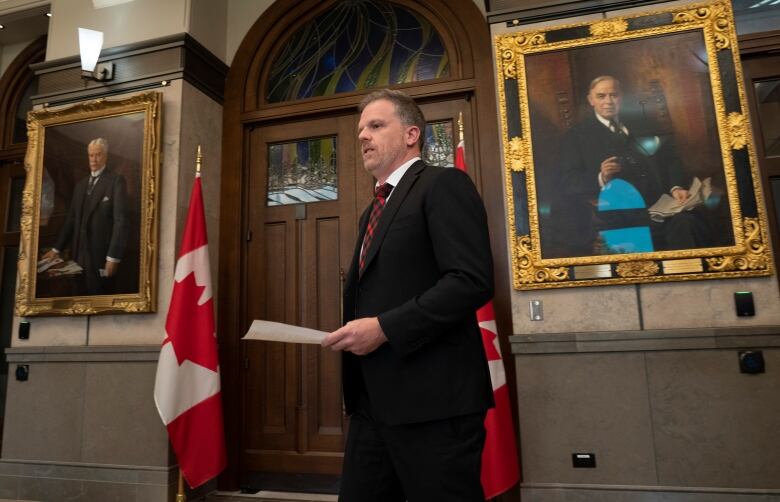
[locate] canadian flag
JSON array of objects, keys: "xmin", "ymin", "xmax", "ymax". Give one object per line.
[
  {"xmin": 154, "ymin": 172, "xmax": 226, "ymax": 488},
  {"xmin": 455, "ymin": 135, "xmax": 520, "ymax": 499}
]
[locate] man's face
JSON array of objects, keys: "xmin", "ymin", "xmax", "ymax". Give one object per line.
[
  {"xmin": 357, "ymin": 99, "xmax": 417, "ymax": 181},
  {"xmin": 88, "ymin": 144, "xmax": 107, "ymax": 172},
  {"xmin": 587, "ymin": 79, "xmax": 622, "ymax": 120}
]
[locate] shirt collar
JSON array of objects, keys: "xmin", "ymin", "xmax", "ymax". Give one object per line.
[
  {"xmin": 91, "ymin": 165, "xmax": 106, "ymax": 178},
  {"xmin": 594, "ymin": 112, "xmax": 627, "ymax": 135},
  {"xmin": 594, "ymin": 112, "xmax": 612, "ymax": 129},
  {"xmin": 379, "ymin": 156, "xmax": 420, "ymax": 197}
]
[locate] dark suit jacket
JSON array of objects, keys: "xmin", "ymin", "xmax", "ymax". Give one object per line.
[
  {"xmin": 55, "ymin": 169, "xmax": 128, "ymax": 286},
  {"xmin": 552, "ymin": 114, "xmax": 689, "ymax": 255},
  {"xmin": 560, "ymin": 113, "xmax": 687, "ymax": 207},
  {"xmin": 342, "ymin": 161, "xmax": 495, "ymax": 425}
]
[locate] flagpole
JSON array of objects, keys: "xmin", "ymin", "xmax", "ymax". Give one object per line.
[
  {"xmin": 174, "ymin": 146, "xmax": 202, "ymax": 502},
  {"xmin": 458, "ymin": 112, "xmax": 464, "ymax": 142},
  {"xmin": 177, "ymin": 469, "xmax": 186, "ymax": 502}
]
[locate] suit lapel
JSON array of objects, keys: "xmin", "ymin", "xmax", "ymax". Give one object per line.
[
  {"xmin": 85, "ymin": 173, "xmax": 110, "ymax": 218},
  {"xmin": 345, "ymin": 207, "xmax": 370, "ymax": 294},
  {"xmin": 360, "ymin": 160, "xmax": 424, "ymax": 278}
]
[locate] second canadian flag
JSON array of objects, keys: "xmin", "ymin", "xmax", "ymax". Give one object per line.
[{"xmin": 454, "ymin": 117, "xmax": 520, "ymax": 499}]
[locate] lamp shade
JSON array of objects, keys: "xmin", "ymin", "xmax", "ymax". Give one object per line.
[{"xmin": 78, "ymin": 28, "xmax": 103, "ymax": 72}]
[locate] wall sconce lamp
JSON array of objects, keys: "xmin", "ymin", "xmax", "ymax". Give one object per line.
[{"xmin": 78, "ymin": 27, "xmax": 113, "ymax": 81}]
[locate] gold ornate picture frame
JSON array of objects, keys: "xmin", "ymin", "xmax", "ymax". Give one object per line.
[
  {"xmin": 496, "ymin": 1, "xmax": 772, "ymax": 290},
  {"xmin": 16, "ymin": 92, "xmax": 161, "ymax": 315}
]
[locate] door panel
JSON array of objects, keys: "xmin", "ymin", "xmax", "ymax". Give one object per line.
[{"xmin": 242, "ymin": 115, "xmax": 358, "ymax": 482}]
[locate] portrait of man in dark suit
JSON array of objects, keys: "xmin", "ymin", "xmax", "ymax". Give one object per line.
[
  {"xmin": 322, "ymin": 89, "xmax": 494, "ymax": 501},
  {"xmin": 42, "ymin": 138, "xmax": 128, "ymax": 295},
  {"xmin": 554, "ymin": 75, "xmax": 729, "ymax": 257}
]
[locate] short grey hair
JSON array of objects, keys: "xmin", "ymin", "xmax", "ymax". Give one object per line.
[
  {"xmin": 359, "ymin": 88, "xmax": 426, "ymax": 150},
  {"xmin": 88, "ymin": 138, "xmax": 109, "ymax": 155},
  {"xmin": 588, "ymin": 75, "xmax": 621, "ymax": 92}
]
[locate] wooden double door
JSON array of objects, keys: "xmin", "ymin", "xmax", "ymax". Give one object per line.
[{"xmin": 238, "ymin": 97, "xmax": 474, "ymax": 490}]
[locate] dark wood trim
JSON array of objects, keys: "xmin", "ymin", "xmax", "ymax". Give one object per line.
[
  {"xmin": 0, "ymin": 145, "xmax": 26, "ymax": 162},
  {"xmin": 220, "ymin": 0, "xmax": 519, "ymax": 498},
  {"xmin": 0, "ymin": 36, "xmax": 46, "ymax": 149},
  {"xmin": 238, "ymin": 79, "xmax": 480, "ymax": 125},
  {"xmin": 739, "ymin": 30, "xmax": 780, "ymax": 57},
  {"xmin": 487, "ymin": 0, "xmax": 670, "ymax": 25},
  {"xmin": 30, "ymin": 33, "xmax": 228, "ymax": 106}
]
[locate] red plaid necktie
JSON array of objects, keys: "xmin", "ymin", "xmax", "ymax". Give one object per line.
[{"xmin": 359, "ymin": 183, "xmax": 393, "ymax": 275}]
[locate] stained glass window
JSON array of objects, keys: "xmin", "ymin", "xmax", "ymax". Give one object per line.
[
  {"xmin": 266, "ymin": 0, "xmax": 450, "ymax": 103},
  {"xmin": 268, "ymin": 136, "xmax": 338, "ymax": 206},
  {"xmin": 423, "ymin": 121, "xmax": 454, "ymax": 168}
]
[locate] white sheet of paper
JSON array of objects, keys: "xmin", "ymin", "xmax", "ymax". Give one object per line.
[{"xmin": 243, "ymin": 320, "xmax": 328, "ymax": 345}]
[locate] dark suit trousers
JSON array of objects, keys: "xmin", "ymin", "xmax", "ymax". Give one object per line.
[{"xmin": 340, "ymin": 399, "xmax": 486, "ymax": 502}]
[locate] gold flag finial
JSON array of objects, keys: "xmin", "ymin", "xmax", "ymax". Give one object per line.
[
  {"xmin": 458, "ymin": 112, "xmax": 464, "ymax": 143},
  {"xmin": 196, "ymin": 145, "xmax": 202, "ymax": 175}
]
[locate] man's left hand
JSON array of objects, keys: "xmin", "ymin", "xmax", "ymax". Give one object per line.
[
  {"xmin": 671, "ymin": 188, "xmax": 690, "ymax": 203},
  {"xmin": 322, "ymin": 317, "xmax": 387, "ymax": 355},
  {"xmin": 104, "ymin": 260, "xmax": 119, "ymax": 277}
]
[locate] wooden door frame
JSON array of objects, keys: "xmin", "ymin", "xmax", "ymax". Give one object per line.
[
  {"xmin": 241, "ymin": 114, "xmax": 358, "ymax": 481},
  {"xmin": 219, "ymin": 0, "xmax": 515, "ymax": 496},
  {"xmin": 0, "ymin": 36, "xmax": 45, "ymax": 160}
]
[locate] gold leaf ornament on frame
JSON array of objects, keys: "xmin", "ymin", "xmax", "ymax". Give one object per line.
[
  {"xmin": 498, "ymin": 33, "xmax": 546, "ymax": 80},
  {"xmin": 672, "ymin": 4, "xmax": 730, "ymax": 50},
  {"xmin": 616, "ymin": 261, "xmax": 660, "ymax": 278},
  {"xmin": 706, "ymin": 218, "xmax": 770, "ymax": 272},
  {"xmin": 514, "ymin": 235, "xmax": 569, "ymax": 286},
  {"xmin": 507, "ymin": 136, "xmax": 529, "ymax": 172},
  {"xmin": 727, "ymin": 112, "xmax": 747, "ymax": 150},
  {"xmin": 589, "ymin": 19, "xmax": 628, "ymax": 37}
]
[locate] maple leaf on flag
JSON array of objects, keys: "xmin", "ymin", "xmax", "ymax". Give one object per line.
[
  {"xmin": 164, "ymin": 272, "xmax": 218, "ymax": 371},
  {"xmin": 480, "ymin": 322, "xmax": 502, "ymax": 361}
]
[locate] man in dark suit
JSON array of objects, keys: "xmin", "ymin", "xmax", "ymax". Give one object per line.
[
  {"xmin": 322, "ymin": 89, "xmax": 495, "ymax": 501},
  {"xmin": 556, "ymin": 75, "xmax": 718, "ymax": 255},
  {"xmin": 43, "ymin": 138, "xmax": 128, "ymax": 295}
]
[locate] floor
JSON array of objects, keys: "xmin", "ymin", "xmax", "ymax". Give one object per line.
[{"xmin": 202, "ymin": 490, "xmax": 337, "ymax": 502}]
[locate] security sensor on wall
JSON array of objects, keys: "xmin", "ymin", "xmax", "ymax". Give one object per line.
[{"xmin": 78, "ymin": 27, "xmax": 113, "ymax": 81}]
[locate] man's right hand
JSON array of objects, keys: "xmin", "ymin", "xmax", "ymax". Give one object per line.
[
  {"xmin": 600, "ymin": 156, "xmax": 622, "ymax": 183},
  {"xmin": 42, "ymin": 249, "xmax": 59, "ymax": 261}
]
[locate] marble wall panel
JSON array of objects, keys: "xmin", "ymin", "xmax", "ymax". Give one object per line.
[
  {"xmin": 10, "ymin": 316, "xmax": 87, "ymax": 347},
  {"xmin": 515, "ymin": 352, "xmax": 657, "ymax": 484},
  {"xmin": 80, "ymin": 361, "xmax": 169, "ymax": 466},
  {"xmin": 646, "ymin": 349, "xmax": 780, "ymax": 488},
  {"xmin": 175, "ymin": 80, "xmax": 223, "ymax": 305},
  {"xmin": 46, "ymin": 0, "xmax": 187, "ymax": 60},
  {"xmin": 640, "ymin": 276, "xmax": 780, "ymax": 330},
  {"xmin": 1, "ymin": 362, "xmax": 84, "ymax": 461},
  {"xmin": 512, "ymin": 286, "xmax": 641, "ymax": 334}
]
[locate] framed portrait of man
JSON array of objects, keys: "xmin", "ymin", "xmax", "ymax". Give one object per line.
[
  {"xmin": 16, "ymin": 91, "xmax": 161, "ymax": 315},
  {"xmin": 496, "ymin": 0, "xmax": 772, "ymax": 289}
]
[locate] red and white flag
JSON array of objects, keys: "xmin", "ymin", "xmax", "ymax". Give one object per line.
[
  {"xmin": 455, "ymin": 135, "xmax": 520, "ymax": 499},
  {"xmin": 154, "ymin": 172, "xmax": 226, "ymax": 488}
]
